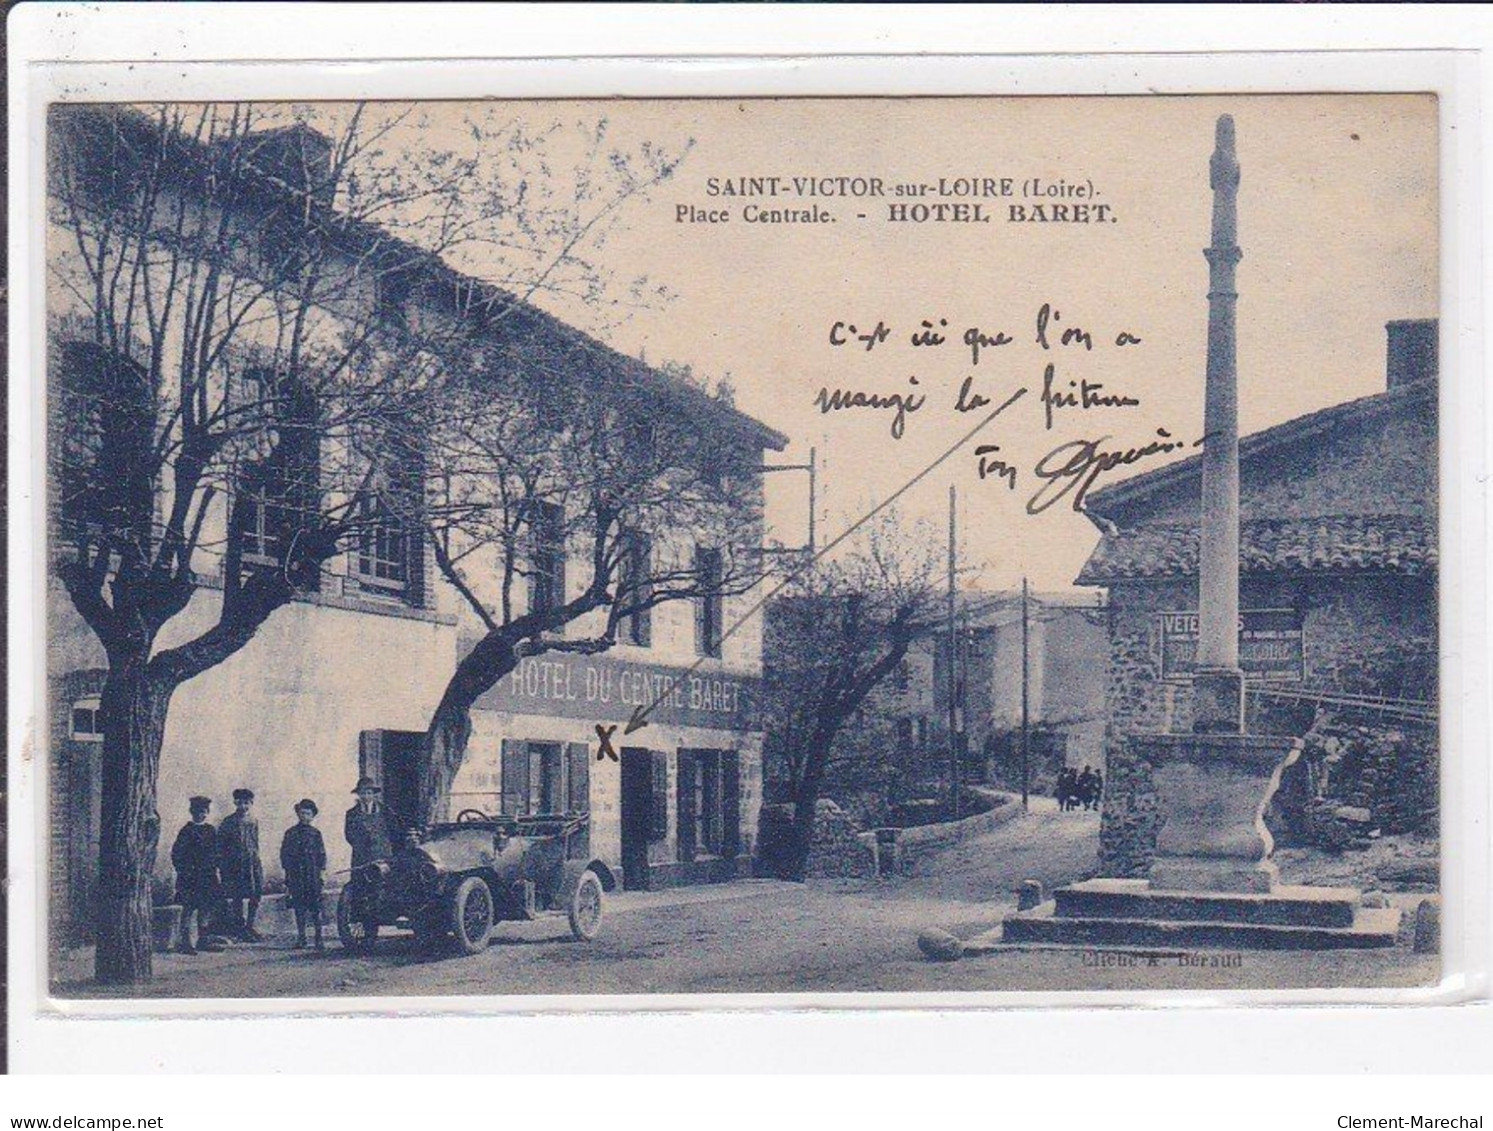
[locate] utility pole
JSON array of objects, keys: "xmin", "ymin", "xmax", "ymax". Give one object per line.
[
  {"xmin": 947, "ymin": 485, "xmax": 960, "ymax": 821},
  {"xmin": 1021, "ymin": 576, "xmax": 1031, "ymax": 811}
]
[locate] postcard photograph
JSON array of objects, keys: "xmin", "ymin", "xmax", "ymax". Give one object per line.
[{"xmin": 39, "ymin": 92, "xmax": 1444, "ymax": 1002}]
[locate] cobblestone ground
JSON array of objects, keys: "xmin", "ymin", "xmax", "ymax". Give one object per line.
[{"xmin": 53, "ymin": 801, "xmax": 1437, "ymax": 1000}]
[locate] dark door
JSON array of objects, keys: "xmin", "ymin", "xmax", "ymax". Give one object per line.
[
  {"xmin": 721, "ymin": 751, "xmax": 741, "ymax": 859},
  {"xmin": 676, "ymin": 750, "xmax": 698, "ymax": 862},
  {"xmin": 379, "ymin": 730, "xmax": 423, "ymax": 832},
  {"xmin": 619, "ymin": 747, "xmax": 653, "ymax": 890}
]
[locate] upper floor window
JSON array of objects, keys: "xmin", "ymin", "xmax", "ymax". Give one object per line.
[
  {"xmin": 526, "ymin": 500, "xmax": 566, "ymax": 616},
  {"xmin": 374, "ymin": 268, "xmax": 414, "ymax": 321},
  {"xmin": 356, "ymin": 495, "xmax": 411, "ymax": 591},
  {"xmin": 618, "ymin": 532, "xmax": 653, "ymax": 648},
  {"xmin": 232, "ymin": 368, "xmax": 319, "ymax": 572},
  {"xmin": 354, "ymin": 449, "xmax": 424, "ymax": 601},
  {"xmin": 695, "ymin": 546, "xmax": 723, "ymax": 658},
  {"xmin": 892, "ymin": 660, "xmax": 912, "ymax": 694}
]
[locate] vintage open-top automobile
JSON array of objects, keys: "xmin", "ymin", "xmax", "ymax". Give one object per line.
[{"xmin": 337, "ymin": 811, "xmax": 616, "ymax": 954}]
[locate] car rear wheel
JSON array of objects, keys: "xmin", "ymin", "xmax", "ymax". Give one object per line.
[
  {"xmin": 336, "ymin": 886, "xmax": 377, "ymax": 952},
  {"xmin": 568, "ymin": 869, "xmax": 604, "ymax": 941},
  {"xmin": 449, "ymin": 876, "xmax": 495, "ymax": 955}
]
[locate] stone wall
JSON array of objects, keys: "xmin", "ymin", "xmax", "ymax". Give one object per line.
[
  {"xmin": 1097, "ymin": 573, "xmax": 1437, "ymax": 876},
  {"xmin": 756, "ymin": 799, "xmax": 878, "ymax": 879}
]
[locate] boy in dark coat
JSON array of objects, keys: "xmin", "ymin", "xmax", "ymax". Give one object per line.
[
  {"xmin": 170, "ymin": 796, "xmax": 219, "ymax": 955},
  {"xmin": 218, "ymin": 788, "xmax": 266, "ymax": 942},
  {"xmin": 280, "ymin": 799, "xmax": 327, "ymax": 949}
]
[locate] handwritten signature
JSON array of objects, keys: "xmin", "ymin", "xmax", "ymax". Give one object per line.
[{"xmin": 1025, "ymin": 430, "xmax": 1195, "ymax": 514}]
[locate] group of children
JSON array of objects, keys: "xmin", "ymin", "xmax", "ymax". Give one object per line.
[{"xmin": 169, "ymin": 791, "xmax": 328, "ymax": 954}]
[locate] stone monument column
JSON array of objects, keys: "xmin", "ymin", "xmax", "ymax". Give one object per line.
[
  {"xmin": 1142, "ymin": 114, "xmax": 1297, "ymax": 895},
  {"xmin": 1194, "ymin": 113, "xmax": 1245, "ymax": 734},
  {"xmin": 998, "ymin": 113, "xmax": 1399, "ymax": 945}
]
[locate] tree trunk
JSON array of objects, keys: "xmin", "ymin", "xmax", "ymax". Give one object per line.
[
  {"xmin": 783, "ymin": 723, "xmax": 838, "ymax": 882},
  {"xmin": 93, "ymin": 652, "xmax": 173, "ymax": 985},
  {"xmin": 419, "ymin": 688, "xmax": 475, "ymax": 826},
  {"xmin": 417, "ymin": 634, "xmax": 522, "ymax": 825}
]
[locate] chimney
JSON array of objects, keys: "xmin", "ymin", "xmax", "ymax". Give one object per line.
[{"xmin": 1386, "ymin": 319, "xmax": 1437, "ymax": 389}]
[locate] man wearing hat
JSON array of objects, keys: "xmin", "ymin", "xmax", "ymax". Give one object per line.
[
  {"xmin": 344, "ymin": 777, "xmax": 397, "ymax": 947},
  {"xmin": 280, "ymin": 799, "xmax": 327, "ymax": 949},
  {"xmin": 218, "ymin": 788, "xmax": 265, "ymax": 942}
]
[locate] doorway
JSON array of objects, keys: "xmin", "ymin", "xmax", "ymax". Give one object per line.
[
  {"xmin": 359, "ymin": 729, "xmax": 424, "ymax": 831},
  {"xmin": 619, "ymin": 747, "xmax": 653, "ymax": 890}
]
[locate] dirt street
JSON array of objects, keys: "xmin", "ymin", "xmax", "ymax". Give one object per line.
[{"xmin": 53, "ymin": 801, "xmax": 1437, "ymax": 1000}]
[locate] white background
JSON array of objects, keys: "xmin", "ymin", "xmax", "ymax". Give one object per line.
[{"xmin": 7, "ymin": 2, "xmax": 1492, "ymax": 1093}]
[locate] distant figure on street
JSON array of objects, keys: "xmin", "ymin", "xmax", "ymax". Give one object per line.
[
  {"xmin": 1090, "ymin": 769, "xmax": 1104, "ymax": 811},
  {"xmin": 281, "ymin": 798, "xmax": 327, "ymax": 950},
  {"xmin": 218, "ymin": 787, "xmax": 266, "ymax": 942},
  {"xmin": 1055, "ymin": 767, "xmax": 1077, "ymax": 811},
  {"xmin": 345, "ymin": 777, "xmax": 398, "ymax": 948},
  {"xmin": 1077, "ymin": 766, "xmax": 1099, "ymax": 811},
  {"xmin": 170, "ymin": 796, "xmax": 219, "ymax": 955}
]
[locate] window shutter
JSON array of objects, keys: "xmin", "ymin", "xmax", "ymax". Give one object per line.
[
  {"xmin": 528, "ymin": 745, "xmax": 546, "ymax": 814},
  {"xmin": 722, "ymin": 751, "xmax": 741, "ymax": 859},
  {"xmin": 694, "ymin": 585, "xmax": 707, "ymax": 656},
  {"xmin": 566, "ymin": 743, "xmax": 590, "ymax": 814},
  {"xmin": 358, "ymin": 730, "xmax": 385, "ymax": 788},
  {"xmin": 649, "ymin": 750, "xmax": 669, "ymax": 842},
  {"xmin": 500, "ymin": 739, "xmax": 527, "ymax": 816},
  {"xmin": 676, "ymin": 750, "xmax": 698, "ymax": 862}
]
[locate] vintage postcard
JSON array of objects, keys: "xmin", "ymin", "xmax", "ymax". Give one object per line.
[{"xmin": 38, "ymin": 91, "xmax": 1447, "ymax": 1004}]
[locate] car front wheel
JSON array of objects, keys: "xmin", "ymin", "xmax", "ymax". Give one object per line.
[
  {"xmin": 336, "ymin": 886, "xmax": 377, "ymax": 952},
  {"xmin": 568, "ymin": 869, "xmax": 604, "ymax": 941},
  {"xmin": 449, "ymin": 876, "xmax": 495, "ymax": 955}
]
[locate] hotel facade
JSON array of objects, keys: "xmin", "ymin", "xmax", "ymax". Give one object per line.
[{"xmin": 47, "ymin": 107, "xmax": 786, "ymax": 948}]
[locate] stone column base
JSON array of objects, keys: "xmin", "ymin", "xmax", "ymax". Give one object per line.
[
  {"xmin": 1192, "ymin": 666, "xmax": 1245, "ymax": 734},
  {"xmin": 1132, "ymin": 733, "xmax": 1301, "ymax": 894}
]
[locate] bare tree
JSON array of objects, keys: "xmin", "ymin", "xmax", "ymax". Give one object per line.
[
  {"xmin": 47, "ymin": 101, "xmax": 685, "ymax": 983},
  {"xmin": 414, "ymin": 338, "xmax": 770, "ymax": 824},
  {"xmin": 761, "ymin": 517, "xmax": 946, "ymax": 880}
]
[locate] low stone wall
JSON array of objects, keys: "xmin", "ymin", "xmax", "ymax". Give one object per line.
[{"xmin": 873, "ymin": 790, "xmax": 1022, "ymax": 874}]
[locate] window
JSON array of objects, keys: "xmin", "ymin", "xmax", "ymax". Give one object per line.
[
  {"xmin": 896, "ymin": 717, "xmax": 914, "ymax": 754},
  {"xmin": 527, "ymin": 501, "xmax": 566, "ymax": 615},
  {"xmin": 619, "ymin": 532, "xmax": 652, "ymax": 648},
  {"xmin": 374, "ymin": 269, "xmax": 414, "ymax": 320},
  {"xmin": 501, "ymin": 740, "xmax": 589, "ymax": 816},
  {"xmin": 354, "ymin": 445, "xmax": 424, "ymax": 602},
  {"xmin": 892, "ymin": 660, "xmax": 912, "ymax": 694},
  {"xmin": 694, "ymin": 546, "xmax": 723, "ymax": 658},
  {"xmin": 622, "ymin": 417, "xmax": 658, "ymax": 470},
  {"xmin": 232, "ymin": 368, "xmax": 319, "ymax": 572},
  {"xmin": 676, "ymin": 749, "xmax": 740, "ymax": 861},
  {"xmin": 356, "ymin": 493, "xmax": 410, "ymax": 590},
  {"xmin": 69, "ymin": 697, "xmax": 103, "ymax": 742}
]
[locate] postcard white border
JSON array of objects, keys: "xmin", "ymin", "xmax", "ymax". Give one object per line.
[{"xmin": 8, "ymin": 4, "xmax": 1491, "ymax": 1073}]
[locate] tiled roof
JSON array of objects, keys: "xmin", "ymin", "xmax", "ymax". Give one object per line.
[
  {"xmin": 1082, "ymin": 380, "xmax": 1435, "ymax": 524},
  {"xmin": 1077, "ymin": 514, "xmax": 1437, "ymax": 584}
]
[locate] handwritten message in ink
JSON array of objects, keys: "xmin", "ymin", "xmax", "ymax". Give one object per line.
[{"xmin": 813, "ymin": 304, "xmax": 1200, "ymax": 514}]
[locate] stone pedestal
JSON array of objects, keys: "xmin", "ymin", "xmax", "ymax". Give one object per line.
[
  {"xmin": 994, "ymin": 730, "xmax": 1402, "ymax": 951},
  {"xmin": 1192, "ymin": 667, "xmax": 1245, "ymax": 734},
  {"xmin": 1137, "ymin": 732, "xmax": 1300, "ymax": 894}
]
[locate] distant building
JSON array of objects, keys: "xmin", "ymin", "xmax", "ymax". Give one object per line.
[
  {"xmin": 1077, "ymin": 320, "xmax": 1438, "ymax": 874},
  {"xmin": 773, "ymin": 589, "xmax": 1107, "ymax": 812},
  {"xmin": 930, "ymin": 591, "xmax": 1108, "ymax": 791}
]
